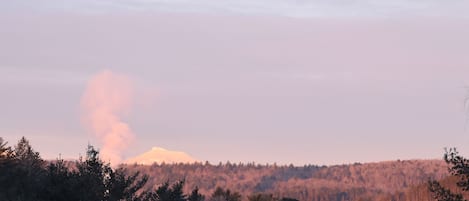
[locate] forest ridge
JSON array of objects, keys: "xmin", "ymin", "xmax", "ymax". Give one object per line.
[
  {"xmin": 124, "ymin": 159, "xmax": 449, "ymax": 201},
  {"xmin": 0, "ymin": 136, "xmax": 452, "ymax": 201}
]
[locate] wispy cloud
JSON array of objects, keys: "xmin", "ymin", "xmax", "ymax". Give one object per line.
[
  {"xmin": 3, "ymin": 0, "xmax": 469, "ymax": 18},
  {"xmin": 0, "ymin": 66, "xmax": 88, "ymax": 86}
]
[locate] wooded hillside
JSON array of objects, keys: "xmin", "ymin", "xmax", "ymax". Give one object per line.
[
  {"xmin": 0, "ymin": 136, "xmax": 455, "ymax": 201},
  {"xmin": 123, "ymin": 160, "xmax": 449, "ymax": 201}
]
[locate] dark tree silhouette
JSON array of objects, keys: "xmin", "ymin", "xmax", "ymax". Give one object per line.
[
  {"xmin": 107, "ymin": 168, "xmax": 148, "ymax": 201},
  {"xmin": 429, "ymin": 148, "xmax": 469, "ymax": 201},
  {"xmin": 73, "ymin": 145, "xmax": 149, "ymax": 201},
  {"xmin": 210, "ymin": 187, "xmax": 242, "ymax": 201},
  {"xmin": 0, "ymin": 137, "xmax": 150, "ymax": 201},
  {"xmin": 0, "ymin": 137, "xmax": 18, "ymax": 200},
  {"xmin": 247, "ymin": 193, "xmax": 275, "ymax": 201},
  {"xmin": 13, "ymin": 137, "xmax": 45, "ymax": 200},
  {"xmin": 0, "ymin": 137, "xmax": 12, "ymax": 158},
  {"xmin": 188, "ymin": 186, "xmax": 205, "ymax": 201},
  {"xmin": 279, "ymin": 198, "xmax": 299, "ymax": 201},
  {"xmin": 142, "ymin": 180, "xmax": 190, "ymax": 201}
]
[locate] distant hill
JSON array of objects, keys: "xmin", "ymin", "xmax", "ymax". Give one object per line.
[{"xmin": 122, "ymin": 159, "xmax": 449, "ymax": 201}]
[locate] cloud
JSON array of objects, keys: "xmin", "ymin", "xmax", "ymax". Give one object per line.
[
  {"xmin": 3, "ymin": 0, "xmax": 469, "ymax": 18},
  {"xmin": 80, "ymin": 70, "xmax": 135, "ymax": 165}
]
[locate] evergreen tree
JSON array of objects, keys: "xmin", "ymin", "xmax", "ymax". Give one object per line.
[
  {"xmin": 0, "ymin": 137, "xmax": 16, "ymax": 200},
  {"xmin": 188, "ymin": 186, "xmax": 205, "ymax": 201},
  {"xmin": 143, "ymin": 180, "xmax": 188, "ymax": 201},
  {"xmin": 169, "ymin": 180, "xmax": 187, "ymax": 201},
  {"xmin": 14, "ymin": 136, "xmax": 45, "ymax": 201},
  {"xmin": 210, "ymin": 187, "xmax": 241, "ymax": 201},
  {"xmin": 0, "ymin": 137, "xmax": 13, "ymax": 159},
  {"xmin": 106, "ymin": 168, "xmax": 148, "ymax": 201},
  {"xmin": 41, "ymin": 158, "xmax": 75, "ymax": 201},
  {"xmin": 248, "ymin": 193, "xmax": 275, "ymax": 201},
  {"xmin": 429, "ymin": 148, "xmax": 468, "ymax": 201},
  {"xmin": 279, "ymin": 198, "xmax": 299, "ymax": 201},
  {"xmin": 74, "ymin": 145, "xmax": 108, "ymax": 201},
  {"xmin": 74, "ymin": 145, "xmax": 149, "ymax": 201},
  {"xmin": 155, "ymin": 181, "xmax": 171, "ymax": 201},
  {"xmin": 0, "ymin": 137, "xmax": 149, "ymax": 201}
]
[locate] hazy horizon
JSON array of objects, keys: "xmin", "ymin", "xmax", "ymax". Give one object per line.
[{"xmin": 1, "ymin": 1, "xmax": 469, "ymax": 166}]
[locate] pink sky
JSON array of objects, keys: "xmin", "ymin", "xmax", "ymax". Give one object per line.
[{"xmin": 1, "ymin": 8, "xmax": 469, "ymax": 165}]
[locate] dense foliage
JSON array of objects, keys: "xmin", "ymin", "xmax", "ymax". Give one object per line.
[
  {"xmin": 124, "ymin": 157, "xmax": 448, "ymax": 201},
  {"xmin": 429, "ymin": 148, "xmax": 469, "ymax": 201},
  {"xmin": 0, "ymin": 136, "xmax": 452, "ymax": 201},
  {"xmin": 0, "ymin": 137, "xmax": 297, "ymax": 201},
  {"xmin": 0, "ymin": 136, "xmax": 151, "ymax": 201},
  {"xmin": 0, "ymin": 137, "xmax": 207, "ymax": 201}
]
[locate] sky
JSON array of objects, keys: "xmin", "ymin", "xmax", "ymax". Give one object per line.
[{"xmin": 1, "ymin": 0, "xmax": 469, "ymax": 165}]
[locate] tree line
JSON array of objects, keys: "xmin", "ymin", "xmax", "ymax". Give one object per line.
[
  {"xmin": 123, "ymin": 157, "xmax": 448, "ymax": 201},
  {"xmin": 3, "ymin": 135, "xmax": 464, "ymax": 201},
  {"xmin": 0, "ymin": 137, "xmax": 298, "ymax": 201}
]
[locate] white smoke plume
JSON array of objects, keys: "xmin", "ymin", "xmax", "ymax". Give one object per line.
[{"xmin": 80, "ymin": 70, "xmax": 134, "ymax": 165}]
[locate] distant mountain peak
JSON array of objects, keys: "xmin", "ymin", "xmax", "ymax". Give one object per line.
[
  {"xmin": 125, "ymin": 146, "xmax": 197, "ymax": 165},
  {"xmin": 151, "ymin": 147, "xmax": 167, "ymax": 151}
]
